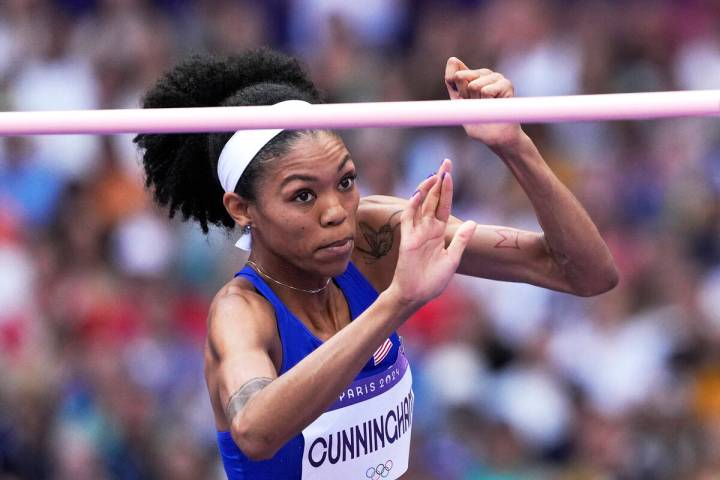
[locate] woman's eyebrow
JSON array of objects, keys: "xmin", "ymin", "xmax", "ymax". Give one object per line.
[
  {"xmin": 279, "ymin": 154, "xmax": 353, "ymax": 189},
  {"xmin": 337, "ymin": 154, "xmax": 352, "ymax": 172},
  {"xmin": 280, "ymin": 174, "xmax": 317, "ymax": 189}
]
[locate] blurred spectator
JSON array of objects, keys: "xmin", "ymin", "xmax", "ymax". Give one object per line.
[
  {"xmin": 0, "ymin": 137, "xmax": 65, "ymax": 228},
  {"xmin": 1, "ymin": 1, "xmax": 719, "ymax": 478},
  {"xmin": 7, "ymin": 2, "xmax": 100, "ymax": 181}
]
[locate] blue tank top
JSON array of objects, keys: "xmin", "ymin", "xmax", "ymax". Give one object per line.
[{"xmin": 216, "ymin": 261, "xmax": 413, "ymax": 480}]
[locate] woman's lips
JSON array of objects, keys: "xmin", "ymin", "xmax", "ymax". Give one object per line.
[{"xmin": 317, "ymin": 237, "xmax": 354, "ymax": 256}]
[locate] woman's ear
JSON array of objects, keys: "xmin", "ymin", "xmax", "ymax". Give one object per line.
[{"xmin": 223, "ymin": 192, "xmax": 252, "ymax": 227}]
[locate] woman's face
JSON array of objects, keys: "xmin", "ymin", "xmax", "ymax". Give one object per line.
[{"xmin": 248, "ymin": 131, "xmax": 360, "ymax": 277}]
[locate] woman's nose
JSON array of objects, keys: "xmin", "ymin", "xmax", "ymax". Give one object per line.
[{"xmin": 320, "ymin": 197, "xmax": 348, "ymax": 226}]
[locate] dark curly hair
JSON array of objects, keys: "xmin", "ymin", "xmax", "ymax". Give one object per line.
[{"xmin": 133, "ymin": 48, "xmax": 323, "ymax": 233}]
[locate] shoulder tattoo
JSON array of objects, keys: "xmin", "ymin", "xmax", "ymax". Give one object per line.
[
  {"xmin": 225, "ymin": 377, "xmax": 273, "ymax": 423},
  {"xmin": 356, "ymin": 210, "xmax": 402, "ymax": 263}
]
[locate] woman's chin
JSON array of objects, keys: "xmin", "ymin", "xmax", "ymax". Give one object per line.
[
  {"xmin": 313, "ymin": 253, "xmax": 353, "ymax": 278},
  {"xmin": 312, "ymin": 240, "xmax": 354, "ymax": 273}
]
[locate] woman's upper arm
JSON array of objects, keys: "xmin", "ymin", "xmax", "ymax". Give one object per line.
[
  {"xmin": 208, "ymin": 291, "xmax": 279, "ymax": 426},
  {"xmin": 355, "ymin": 195, "xmax": 574, "ymax": 294}
]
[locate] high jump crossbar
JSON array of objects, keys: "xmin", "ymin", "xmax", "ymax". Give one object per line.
[{"xmin": 0, "ymin": 90, "xmax": 718, "ymax": 136}]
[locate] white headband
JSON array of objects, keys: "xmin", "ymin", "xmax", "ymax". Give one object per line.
[{"xmin": 217, "ymin": 100, "xmax": 311, "ymax": 250}]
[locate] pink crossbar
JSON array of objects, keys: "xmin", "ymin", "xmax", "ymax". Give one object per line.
[{"xmin": 0, "ymin": 90, "xmax": 718, "ymax": 135}]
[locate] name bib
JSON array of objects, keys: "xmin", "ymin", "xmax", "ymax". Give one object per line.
[{"xmin": 301, "ymin": 349, "xmax": 413, "ymax": 479}]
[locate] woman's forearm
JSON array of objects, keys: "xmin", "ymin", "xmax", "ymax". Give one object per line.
[
  {"xmin": 232, "ymin": 285, "xmax": 415, "ymax": 459},
  {"xmin": 490, "ymin": 132, "xmax": 618, "ymax": 296}
]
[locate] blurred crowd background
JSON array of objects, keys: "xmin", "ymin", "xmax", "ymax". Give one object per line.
[{"xmin": 1, "ymin": 0, "xmax": 720, "ymax": 478}]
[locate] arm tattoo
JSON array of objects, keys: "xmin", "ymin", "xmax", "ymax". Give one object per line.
[
  {"xmin": 225, "ymin": 377, "xmax": 273, "ymax": 423},
  {"xmin": 493, "ymin": 229, "xmax": 521, "ymax": 249},
  {"xmin": 356, "ymin": 210, "xmax": 402, "ymax": 263}
]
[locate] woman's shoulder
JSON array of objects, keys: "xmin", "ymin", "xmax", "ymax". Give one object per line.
[
  {"xmin": 356, "ymin": 195, "xmax": 406, "ymax": 236},
  {"xmin": 353, "ymin": 195, "xmax": 407, "ymax": 292},
  {"xmin": 207, "ymin": 276, "xmax": 278, "ymax": 354},
  {"xmin": 212, "ymin": 274, "xmax": 269, "ymax": 309},
  {"xmin": 358, "ymin": 194, "xmax": 406, "ymax": 213}
]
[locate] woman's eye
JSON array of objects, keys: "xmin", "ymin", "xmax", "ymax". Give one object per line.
[
  {"xmin": 339, "ymin": 175, "xmax": 356, "ymax": 191},
  {"xmin": 293, "ymin": 191, "xmax": 315, "ymax": 203}
]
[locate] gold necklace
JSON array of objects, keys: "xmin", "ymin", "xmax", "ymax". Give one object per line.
[{"xmin": 246, "ymin": 260, "xmax": 331, "ymax": 294}]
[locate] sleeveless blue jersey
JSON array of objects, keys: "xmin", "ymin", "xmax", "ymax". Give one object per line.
[{"xmin": 216, "ymin": 261, "xmax": 413, "ymax": 480}]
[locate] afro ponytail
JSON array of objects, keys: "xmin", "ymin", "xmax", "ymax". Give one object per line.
[{"xmin": 134, "ymin": 48, "xmax": 321, "ymax": 233}]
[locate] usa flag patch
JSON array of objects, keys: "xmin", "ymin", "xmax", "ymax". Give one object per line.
[{"xmin": 373, "ymin": 338, "xmax": 393, "ymax": 366}]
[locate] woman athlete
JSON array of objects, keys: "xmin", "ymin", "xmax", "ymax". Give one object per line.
[{"xmin": 135, "ymin": 48, "xmax": 618, "ymax": 479}]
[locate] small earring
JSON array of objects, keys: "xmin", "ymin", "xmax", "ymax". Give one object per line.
[{"xmin": 242, "ymin": 224, "xmax": 252, "ymax": 234}]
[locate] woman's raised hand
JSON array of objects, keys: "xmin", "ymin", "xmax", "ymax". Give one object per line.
[
  {"xmin": 389, "ymin": 159, "xmax": 477, "ymax": 309},
  {"xmin": 444, "ymin": 56, "xmax": 523, "ymax": 149}
]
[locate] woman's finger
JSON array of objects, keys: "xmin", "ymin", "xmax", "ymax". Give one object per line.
[
  {"xmin": 445, "ymin": 57, "xmax": 470, "ymax": 99},
  {"xmin": 447, "ymin": 220, "xmax": 477, "ymax": 264},
  {"xmin": 453, "ymin": 69, "xmax": 483, "ymax": 98},
  {"xmin": 476, "ymin": 78, "xmax": 514, "ymax": 98},
  {"xmin": 454, "ymin": 76, "xmax": 470, "ymax": 99},
  {"xmin": 433, "ymin": 158, "xmax": 453, "ymax": 220},
  {"xmin": 421, "ymin": 170, "xmax": 444, "ymax": 219},
  {"xmin": 435, "ymin": 158, "xmax": 452, "ymax": 177},
  {"xmin": 421, "ymin": 159, "xmax": 452, "ymax": 220},
  {"xmin": 402, "ymin": 186, "xmax": 423, "ymax": 236},
  {"xmin": 436, "ymin": 170, "xmax": 453, "ymax": 223},
  {"xmin": 467, "ymin": 73, "xmax": 503, "ymax": 99},
  {"xmin": 455, "ymin": 69, "xmax": 494, "ymax": 83},
  {"xmin": 413, "ymin": 175, "xmax": 438, "ymax": 225},
  {"xmin": 453, "ymin": 70, "xmax": 494, "ymax": 98}
]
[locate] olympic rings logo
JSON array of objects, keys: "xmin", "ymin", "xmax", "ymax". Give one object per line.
[{"xmin": 365, "ymin": 460, "xmax": 393, "ymax": 479}]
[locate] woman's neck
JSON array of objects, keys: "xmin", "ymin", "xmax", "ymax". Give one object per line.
[
  {"xmin": 246, "ymin": 252, "xmax": 349, "ymax": 336},
  {"xmin": 248, "ymin": 250, "xmax": 331, "ymax": 294}
]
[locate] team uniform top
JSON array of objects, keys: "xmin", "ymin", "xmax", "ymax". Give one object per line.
[{"xmin": 216, "ymin": 261, "xmax": 414, "ymax": 480}]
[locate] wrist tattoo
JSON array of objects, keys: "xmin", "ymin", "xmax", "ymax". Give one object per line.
[
  {"xmin": 356, "ymin": 210, "xmax": 402, "ymax": 263},
  {"xmin": 494, "ymin": 229, "xmax": 521, "ymax": 249},
  {"xmin": 225, "ymin": 377, "xmax": 273, "ymax": 423}
]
